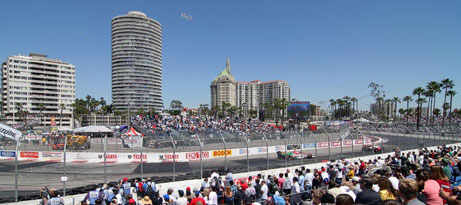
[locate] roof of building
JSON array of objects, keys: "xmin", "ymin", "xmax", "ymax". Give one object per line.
[{"xmin": 213, "ymin": 57, "xmax": 235, "ymax": 82}]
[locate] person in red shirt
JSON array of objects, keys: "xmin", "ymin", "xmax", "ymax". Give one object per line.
[
  {"xmin": 277, "ymin": 173, "xmax": 285, "ymax": 190},
  {"xmin": 431, "ymin": 166, "xmax": 451, "ymax": 204},
  {"xmin": 189, "ymin": 191, "xmax": 206, "ymax": 205},
  {"xmin": 240, "ymin": 179, "xmax": 248, "ymax": 191}
]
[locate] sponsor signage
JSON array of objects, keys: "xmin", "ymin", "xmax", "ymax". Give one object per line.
[
  {"xmin": 186, "ymin": 152, "xmax": 209, "ymax": 160},
  {"xmin": 258, "ymin": 147, "xmax": 267, "ymax": 153},
  {"xmin": 42, "ymin": 152, "xmax": 62, "ymax": 161},
  {"xmin": 212, "ymin": 150, "xmax": 232, "ymax": 157},
  {"xmin": 98, "ymin": 154, "xmax": 117, "ymax": 159},
  {"xmin": 0, "ymin": 123, "xmax": 22, "ymax": 141},
  {"xmin": 343, "ymin": 140, "xmax": 353, "ymax": 146},
  {"xmin": 0, "ymin": 150, "xmax": 16, "ymax": 157},
  {"xmin": 159, "ymin": 154, "xmax": 178, "ymax": 160},
  {"xmin": 331, "ymin": 141, "xmax": 341, "ymax": 147},
  {"xmin": 239, "ymin": 149, "xmax": 247, "ymax": 154},
  {"xmin": 365, "ymin": 139, "xmax": 372, "ymax": 145},
  {"xmin": 287, "ymin": 144, "xmax": 301, "ymax": 150},
  {"xmin": 275, "ymin": 146, "xmax": 285, "ymax": 151},
  {"xmin": 318, "ymin": 142, "xmax": 329, "ymax": 148},
  {"xmin": 302, "ymin": 143, "xmax": 316, "ymax": 149},
  {"xmin": 355, "ymin": 139, "xmax": 363, "ymax": 145},
  {"xmin": 91, "ymin": 138, "xmax": 123, "ymax": 144},
  {"xmin": 20, "ymin": 151, "xmax": 39, "ymax": 158},
  {"xmin": 133, "ymin": 154, "xmax": 147, "ymax": 160}
]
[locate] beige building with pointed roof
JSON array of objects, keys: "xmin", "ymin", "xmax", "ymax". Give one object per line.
[{"xmin": 210, "ymin": 58, "xmax": 237, "ymax": 108}]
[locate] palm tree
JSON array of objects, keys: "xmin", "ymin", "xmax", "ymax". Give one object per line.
[
  {"xmin": 384, "ymin": 99, "xmax": 392, "ymax": 122},
  {"xmin": 423, "ymin": 89, "xmax": 433, "ymax": 126},
  {"xmin": 15, "ymin": 102, "xmax": 23, "ymax": 123},
  {"xmin": 59, "ymin": 103, "xmax": 65, "ymax": 127},
  {"xmin": 392, "ymin": 97, "xmax": 401, "ymax": 124},
  {"xmin": 447, "ymin": 90, "xmax": 457, "ymax": 125},
  {"xmin": 351, "ymin": 97, "xmax": 358, "ymax": 117},
  {"xmin": 441, "ymin": 78, "xmax": 454, "ymax": 127},
  {"xmin": 427, "ymin": 81, "xmax": 441, "ymax": 126},
  {"xmin": 85, "ymin": 95, "xmax": 92, "ymax": 110},
  {"xmin": 413, "ymin": 87, "xmax": 425, "ymax": 128},
  {"xmin": 398, "ymin": 108, "xmax": 406, "ymax": 119},
  {"xmin": 279, "ymin": 98, "xmax": 290, "ymax": 128},
  {"xmin": 0, "ymin": 100, "xmax": 6, "ymax": 119},
  {"xmin": 37, "ymin": 103, "xmax": 46, "ymax": 127},
  {"xmin": 403, "ymin": 96, "xmax": 412, "ymax": 126},
  {"xmin": 376, "ymin": 97, "xmax": 384, "ymax": 120},
  {"xmin": 329, "ymin": 99, "xmax": 336, "ymax": 119}
]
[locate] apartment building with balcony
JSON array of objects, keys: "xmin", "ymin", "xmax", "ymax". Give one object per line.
[{"xmin": 1, "ymin": 53, "xmax": 75, "ymax": 128}]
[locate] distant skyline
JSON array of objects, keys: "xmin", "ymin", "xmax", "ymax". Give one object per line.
[{"xmin": 0, "ymin": 0, "xmax": 459, "ymax": 111}]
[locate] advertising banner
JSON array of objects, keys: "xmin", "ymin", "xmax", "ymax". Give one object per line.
[
  {"xmin": 257, "ymin": 147, "xmax": 267, "ymax": 153},
  {"xmin": 275, "ymin": 146, "xmax": 285, "ymax": 152},
  {"xmin": 343, "ymin": 140, "xmax": 353, "ymax": 146},
  {"xmin": 97, "ymin": 153, "xmax": 118, "ymax": 162},
  {"xmin": 302, "ymin": 143, "xmax": 316, "ymax": 149},
  {"xmin": 91, "ymin": 138, "xmax": 123, "ymax": 145},
  {"xmin": 158, "ymin": 154, "xmax": 178, "ymax": 161},
  {"xmin": 212, "ymin": 150, "xmax": 232, "ymax": 157},
  {"xmin": 318, "ymin": 142, "xmax": 329, "ymax": 148},
  {"xmin": 0, "ymin": 123, "xmax": 22, "ymax": 141},
  {"xmin": 0, "ymin": 150, "xmax": 16, "ymax": 157},
  {"xmin": 186, "ymin": 151, "xmax": 210, "ymax": 160},
  {"xmin": 331, "ymin": 141, "xmax": 341, "ymax": 147},
  {"xmin": 20, "ymin": 151, "xmax": 39, "ymax": 158},
  {"xmin": 354, "ymin": 139, "xmax": 363, "ymax": 145},
  {"xmin": 365, "ymin": 139, "xmax": 372, "ymax": 145},
  {"xmin": 287, "ymin": 144, "xmax": 301, "ymax": 150},
  {"xmin": 41, "ymin": 152, "xmax": 62, "ymax": 161}
]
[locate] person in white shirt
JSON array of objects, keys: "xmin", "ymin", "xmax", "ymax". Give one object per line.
[
  {"xmin": 207, "ymin": 186, "xmax": 218, "ymax": 205},
  {"xmin": 287, "ymin": 169, "xmax": 294, "ymax": 184},
  {"xmin": 290, "ymin": 177, "xmax": 301, "ymax": 204},
  {"xmin": 210, "ymin": 171, "xmax": 219, "ymax": 181},
  {"xmin": 260, "ymin": 181, "xmax": 268, "ymax": 201},
  {"xmin": 174, "ymin": 190, "xmax": 187, "ymax": 205},
  {"xmin": 305, "ymin": 169, "xmax": 314, "ymax": 191}
]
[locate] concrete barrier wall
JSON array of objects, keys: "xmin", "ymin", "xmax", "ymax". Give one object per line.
[{"xmin": 0, "ymin": 138, "xmax": 378, "ymax": 164}]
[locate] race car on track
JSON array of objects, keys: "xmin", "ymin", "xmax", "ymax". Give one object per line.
[
  {"xmin": 362, "ymin": 144, "xmax": 382, "ymax": 152},
  {"xmin": 277, "ymin": 151, "xmax": 314, "ymax": 160}
]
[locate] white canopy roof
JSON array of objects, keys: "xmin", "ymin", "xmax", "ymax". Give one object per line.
[{"xmin": 73, "ymin": 126, "xmax": 113, "ymax": 133}]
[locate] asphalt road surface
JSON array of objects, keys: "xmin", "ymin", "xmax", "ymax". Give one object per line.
[{"xmin": 0, "ymin": 132, "xmax": 457, "ymax": 203}]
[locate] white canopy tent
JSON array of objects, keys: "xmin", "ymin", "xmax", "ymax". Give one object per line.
[{"xmin": 73, "ymin": 126, "xmax": 113, "ymax": 133}]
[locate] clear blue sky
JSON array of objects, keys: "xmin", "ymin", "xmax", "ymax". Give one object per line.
[{"xmin": 0, "ymin": 0, "xmax": 460, "ymax": 110}]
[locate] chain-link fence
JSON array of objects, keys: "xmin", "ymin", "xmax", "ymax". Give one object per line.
[{"xmin": 1, "ymin": 124, "xmax": 460, "ymax": 203}]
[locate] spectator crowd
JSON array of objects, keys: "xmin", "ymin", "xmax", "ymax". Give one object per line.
[{"xmin": 40, "ymin": 143, "xmax": 461, "ymax": 205}]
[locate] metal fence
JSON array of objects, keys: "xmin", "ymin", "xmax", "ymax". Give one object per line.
[{"xmin": 1, "ymin": 124, "xmax": 460, "ymax": 203}]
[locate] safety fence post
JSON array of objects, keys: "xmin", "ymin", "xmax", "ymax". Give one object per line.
[
  {"xmin": 219, "ymin": 133, "xmax": 227, "ymax": 171},
  {"xmin": 322, "ymin": 128, "xmax": 332, "ymax": 161},
  {"xmin": 197, "ymin": 135, "xmax": 203, "ymax": 179},
  {"xmin": 262, "ymin": 133, "xmax": 269, "ymax": 170},
  {"xmin": 169, "ymin": 134, "xmax": 176, "ymax": 181}
]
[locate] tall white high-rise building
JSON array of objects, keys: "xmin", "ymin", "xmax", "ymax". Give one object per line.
[
  {"xmin": 1, "ymin": 53, "xmax": 75, "ymax": 128},
  {"xmin": 111, "ymin": 11, "xmax": 163, "ymax": 112}
]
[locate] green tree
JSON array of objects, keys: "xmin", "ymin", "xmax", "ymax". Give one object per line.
[
  {"xmin": 398, "ymin": 108, "xmax": 406, "ymax": 119},
  {"xmin": 403, "ymin": 96, "xmax": 412, "ymax": 126},
  {"xmin": 441, "ymin": 78, "xmax": 454, "ymax": 127},
  {"xmin": 369, "ymin": 82, "xmax": 386, "ymax": 120},
  {"xmin": 423, "ymin": 89, "xmax": 433, "ymax": 126},
  {"xmin": 433, "ymin": 108, "xmax": 441, "ymax": 118},
  {"xmin": 427, "ymin": 81, "xmax": 441, "ymax": 126},
  {"xmin": 85, "ymin": 95, "xmax": 92, "ymax": 110},
  {"xmin": 392, "ymin": 97, "xmax": 401, "ymax": 124},
  {"xmin": 59, "ymin": 103, "xmax": 65, "ymax": 127},
  {"xmin": 384, "ymin": 99, "xmax": 392, "ymax": 122},
  {"xmin": 412, "ymin": 87, "xmax": 425, "ymax": 128},
  {"xmin": 170, "ymin": 100, "xmax": 183, "ymax": 111},
  {"xmin": 447, "ymin": 90, "xmax": 457, "ymax": 125},
  {"xmin": 37, "ymin": 103, "xmax": 46, "ymax": 127}
]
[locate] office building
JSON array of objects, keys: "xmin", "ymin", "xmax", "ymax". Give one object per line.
[
  {"xmin": 1, "ymin": 53, "xmax": 75, "ymax": 128},
  {"xmin": 112, "ymin": 11, "xmax": 163, "ymax": 112}
]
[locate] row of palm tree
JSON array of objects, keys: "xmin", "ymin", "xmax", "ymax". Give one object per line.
[
  {"xmin": 329, "ymin": 96, "xmax": 358, "ymax": 119},
  {"xmin": 409, "ymin": 78, "xmax": 456, "ymax": 128}
]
